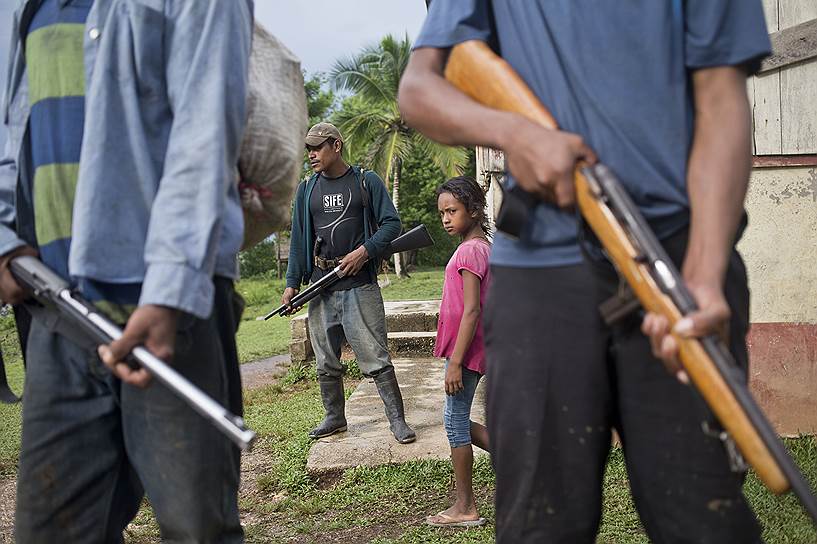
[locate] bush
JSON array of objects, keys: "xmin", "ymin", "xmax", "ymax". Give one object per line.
[
  {"xmin": 239, "ymin": 238, "xmax": 278, "ymax": 278},
  {"xmin": 399, "ymin": 147, "xmax": 477, "ymax": 268}
]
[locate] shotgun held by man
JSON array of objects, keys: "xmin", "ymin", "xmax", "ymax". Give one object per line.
[{"xmin": 264, "ymin": 223, "xmax": 434, "ymax": 320}]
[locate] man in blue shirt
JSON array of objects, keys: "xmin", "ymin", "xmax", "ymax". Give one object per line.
[
  {"xmin": 400, "ymin": 1, "xmax": 770, "ymax": 541},
  {"xmin": 0, "ymin": 0, "xmax": 252, "ymax": 541}
]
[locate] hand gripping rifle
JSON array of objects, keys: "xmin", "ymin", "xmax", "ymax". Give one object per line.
[
  {"xmin": 9, "ymin": 256, "xmax": 257, "ymax": 451},
  {"xmin": 444, "ymin": 39, "xmax": 817, "ymax": 524},
  {"xmin": 264, "ymin": 224, "xmax": 434, "ymax": 319}
]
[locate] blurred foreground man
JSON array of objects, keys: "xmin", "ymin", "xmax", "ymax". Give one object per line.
[
  {"xmin": 400, "ymin": 1, "xmax": 770, "ymax": 542},
  {"xmin": 1, "ymin": 0, "xmax": 252, "ymax": 541}
]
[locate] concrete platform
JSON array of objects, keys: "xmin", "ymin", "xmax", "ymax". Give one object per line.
[
  {"xmin": 290, "ymin": 300, "xmax": 441, "ymax": 363},
  {"xmin": 306, "ymin": 357, "xmax": 487, "ymax": 474}
]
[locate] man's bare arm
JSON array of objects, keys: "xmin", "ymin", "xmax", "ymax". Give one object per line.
[
  {"xmin": 399, "ymin": 48, "xmax": 510, "ymax": 148},
  {"xmin": 684, "ymin": 65, "xmax": 752, "ymax": 292},
  {"xmin": 644, "ymin": 65, "xmax": 753, "ymax": 365},
  {"xmin": 399, "ymin": 47, "xmax": 595, "ymax": 207}
]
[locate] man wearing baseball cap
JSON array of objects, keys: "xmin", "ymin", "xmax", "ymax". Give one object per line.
[{"xmin": 281, "ymin": 122, "xmax": 416, "ymax": 444}]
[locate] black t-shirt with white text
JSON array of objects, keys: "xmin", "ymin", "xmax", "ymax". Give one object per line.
[{"xmin": 309, "ymin": 167, "xmax": 372, "ymax": 291}]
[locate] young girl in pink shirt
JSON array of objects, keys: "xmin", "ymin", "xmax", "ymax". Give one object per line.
[{"xmin": 427, "ymin": 176, "xmax": 491, "ymax": 528}]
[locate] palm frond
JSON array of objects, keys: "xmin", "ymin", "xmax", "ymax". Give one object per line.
[
  {"xmin": 412, "ymin": 134, "xmax": 469, "ymax": 178},
  {"xmin": 329, "ymin": 34, "xmax": 466, "ymax": 189},
  {"xmin": 330, "ymin": 57, "xmax": 394, "ymax": 105},
  {"xmin": 329, "ymin": 34, "xmax": 412, "ymax": 107}
]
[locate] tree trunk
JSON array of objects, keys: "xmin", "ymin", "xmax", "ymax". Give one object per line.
[{"xmin": 391, "ymin": 157, "xmax": 408, "ymax": 278}]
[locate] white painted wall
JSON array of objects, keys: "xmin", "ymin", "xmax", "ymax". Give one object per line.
[{"xmin": 739, "ymin": 166, "xmax": 817, "ymax": 324}]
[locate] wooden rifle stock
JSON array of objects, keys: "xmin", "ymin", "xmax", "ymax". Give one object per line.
[{"xmin": 445, "ymin": 40, "xmax": 817, "ymax": 520}]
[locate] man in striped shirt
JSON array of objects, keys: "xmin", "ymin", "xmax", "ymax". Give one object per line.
[{"xmin": 0, "ymin": 1, "xmax": 252, "ymax": 541}]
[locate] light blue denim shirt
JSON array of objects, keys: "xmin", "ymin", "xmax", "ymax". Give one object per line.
[{"xmin": 0, "ymin": 0, "xmax": 253, "ymax": 318}]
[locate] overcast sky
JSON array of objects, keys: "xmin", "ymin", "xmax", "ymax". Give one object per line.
[
  {"xmin": 0, "ymin": 2, "xmax": 430, "ymax": 149},
  {"xmin": 256, "ymin": 1, "xmax": 428, "ymax": 75}
]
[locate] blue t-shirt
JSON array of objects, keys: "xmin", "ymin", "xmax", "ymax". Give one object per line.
[{"xmin": 415, "ymin": 0, "xmax": 770, "ymax": 268}]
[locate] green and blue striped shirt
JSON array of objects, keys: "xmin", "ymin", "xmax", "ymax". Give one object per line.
[{"xmin": 27, "ymin": 0, "xmax": 136, "ymax": 321}]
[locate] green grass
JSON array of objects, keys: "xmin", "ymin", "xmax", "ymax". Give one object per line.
[
  {"xmin": 233, "ymin": 268, "xmax": 444, "ymax": 364},
  {"xmin": 2, "ymin": 269, "xmax": 816, "ymax": 542},
  {"xmin": 745, "ymin": 437, "xmax": 817, "ymax": 542},
  {"xmin": 232, "ymin": 378, "xmax": 817, "ymax": 543},
  {"xmin": 236, "ymin": 318, "xmax": 292, "ymax": 364},
  {"xmin": 380, "ymin": 268, "xmax": 444, "ymax": 301},
  {"xmin": 234, "ymin": 274, "xmax": 294, "ymax": 364},
  {"xmin": 0, "ymin": 314, "xmax": 24, "ymax": 479},
  {"xmin": 238, "ymin": 379, "xmax": 495, "ymax": 542}
]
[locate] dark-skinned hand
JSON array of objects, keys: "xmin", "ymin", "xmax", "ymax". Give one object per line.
[
  {"xmin": 641, "ymin": 281, "xmax": 730, "ymax": 385},
  {"xmin": 503, "ymin": 116, "xmax": 597, "ymax": 208},
  {"xmin": 98, "ymin": 304, "xmax": 179, "ymax": 388},
  {"xmin": 339, "ymin": 245, "xmax": 369, "ymax": 277},
  {"xmin": 0, "ymin": 245, "xmax": 38, "ymax": 305}
]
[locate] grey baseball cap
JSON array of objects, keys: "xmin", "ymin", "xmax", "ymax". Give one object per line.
[{"xmin": 305, "ymin": 122, "xmax": 343, "ymax": 147}]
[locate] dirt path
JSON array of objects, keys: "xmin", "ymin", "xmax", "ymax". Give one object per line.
[
  {"xmin": 241, "ymin": 354, "xmax": 290, "ymax": 390},
  {"xmin": 0, "ymin": 478, "xmax": 14, "ymax": 543}
]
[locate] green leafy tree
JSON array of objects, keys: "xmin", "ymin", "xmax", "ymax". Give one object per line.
[
  {"xmin": 329, "ymin": 34, "xmax": 467, "ymax": 276},
  {"xmin": 302, "ymin": 72, "xmax": 337, "ymax": 179},
  {"xmin": 304, "ymin": 72, "xmax": 336, "ymax": 126},
  {"xmin": 399, "ymin": 147, "xmax": 477, "ymax": 268}
]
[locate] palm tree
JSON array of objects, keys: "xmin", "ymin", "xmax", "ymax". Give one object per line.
[{"xmin": 330, "ymin": 35, "xmax": 467, "ymax": 277}]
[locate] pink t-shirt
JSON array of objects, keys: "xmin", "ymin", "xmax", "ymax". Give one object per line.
[{"xmin": 434, "ymin": 238, "xmax": 491, "ymax": 375}]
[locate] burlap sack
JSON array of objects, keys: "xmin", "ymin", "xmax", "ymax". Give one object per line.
[{"xmin": 238, "ymin": 23, "xmax": 307, "ymax": 249}]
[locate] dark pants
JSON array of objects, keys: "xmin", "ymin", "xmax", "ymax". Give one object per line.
[
  {"xmin": 15, "ymin": 278, "xmax": 244, "ymax": 544},
  {"xmin": 484, "ymin": 231, "xmax": 760, "ymax": 543}
]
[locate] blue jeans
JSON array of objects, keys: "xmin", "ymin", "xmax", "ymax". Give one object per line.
[
  {"xmin": 307, "ymin": 283, "xmax": 392, "ymax": 378},
  {"xmin": 443, "ymin": 360, "xmax": 482, "ymax": 448},
  {"xmin": 15, "ymin": 279, "xmax": 244, "ymax": 543}
]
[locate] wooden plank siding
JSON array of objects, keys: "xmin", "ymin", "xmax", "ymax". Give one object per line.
[
  {"xmin": 753, "ymin": 0, "xmax": 782, "ymax": 155},
  {"xmin": 759, "ymin": 18, "xmax": 817, "ymax": 73},
  {"xmin": 752, "ymin": 0, "xmax": 817, "ymax": 156},
  {"xmin": 752, "ymin": 154, "xmax": 817, "ymax": 168}
]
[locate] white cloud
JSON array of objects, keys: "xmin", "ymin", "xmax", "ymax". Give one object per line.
[{"xmin": 254, "ymin": 0, "xmax": 427, "ymax": 75}]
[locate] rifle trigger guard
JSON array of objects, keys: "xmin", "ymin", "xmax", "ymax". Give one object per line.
[
  {"xmin": 598, "ymin": 282, "xmax": 641, "ymax": 326},
  {"xmin": 701, "ymin": 421, "xmax": 748, "ymax": 473}
]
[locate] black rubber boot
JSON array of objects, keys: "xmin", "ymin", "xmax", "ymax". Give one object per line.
[
  {"xmin": 373, "ymin": 367, "xmax": 416, "ymax": 444},
  {"xmin": 309, "ymin": 375, "xmax": 348, "ymax": 439}
]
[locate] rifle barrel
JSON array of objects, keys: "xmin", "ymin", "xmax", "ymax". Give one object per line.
[
  {"xmin": 586, "ymin": 163, "xmax": 817, "ymax": 522},
  {"xmin": 10, "ymin": 256, "xmax": 257, "ymax": 451},
  {"xmin": 263, "ymin": 266, "xmax": 342, "ymax": 320}
]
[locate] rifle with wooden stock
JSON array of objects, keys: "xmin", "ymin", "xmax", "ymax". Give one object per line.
[{"xmin": 444, "ymin": 39, "xmax": 817, "ymax": 524}]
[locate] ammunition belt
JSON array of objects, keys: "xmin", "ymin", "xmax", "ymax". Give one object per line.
[{"xmin": 314, "ymin": 255, "xmax": 345, "ymax": 271}]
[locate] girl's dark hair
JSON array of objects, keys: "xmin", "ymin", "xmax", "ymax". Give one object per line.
[{"xmin": 436, "ymin": 176, "xmax": 491, "ymax": 237}]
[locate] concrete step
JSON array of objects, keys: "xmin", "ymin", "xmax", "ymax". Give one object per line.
[
  {"xmin": 382, "ymin": 301, "xmax": 439, "ymax": 333},
  {"xmin": 290, "ymin": 300, "xmax": 440, "ymax": 363},
  {"xmin": 387, "ymin": 331, "xmax": 436, "ymax": 358},
  {"xmin": 335, "ymin": 331, "xmax": 436, "ymax": 362},
  {"xmin": 307, "ymin": 357, "xmax": 488, "ymax": 474}
]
